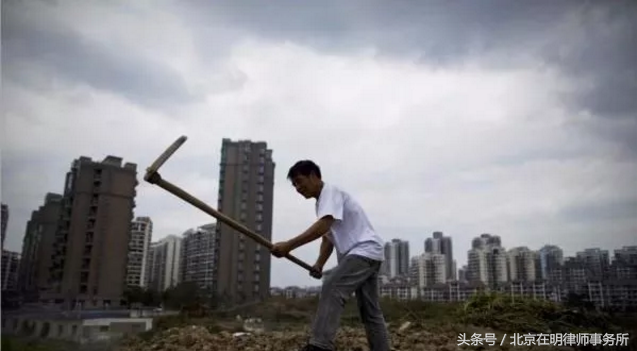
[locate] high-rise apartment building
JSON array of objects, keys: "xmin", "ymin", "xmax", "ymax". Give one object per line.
[
  {"xmin": 45, "ymin": 156, "xmax": 137, "ymax": 308},
  {"xmin": 181, "ymin": 225, "xmax": 216, "ymax": 291},
  {"xmin": 148, "ymin": 235, "xmax": 182, "ymax": 291},
  {"xmin": 383, "ymin": 239, "xmax": 410, "ymax": 278},
  {"xmin": 126, "ymin": 217, "xmax": 153, "ymax": 287},
  {"xmin": 1, "ymin": 203, "xmax": 8, "ymax": 248},
  {"xmin": 18, "ymin": 193, "xmax": 63, "ymax": 301},
  {"xmin": 467, "ymin": 234, "xmax": 507, "ymax": 287},
  {"xmin": 1, "ymin": 250, "xmax": 20, "ymax": 291},
  {"xmin": 458, "ymin": 265, "xmax": 468, "ymax": 282},
  {"xmin": 467, "ymin": 248, "xmax": 488, "ymax": 283},
  {"xmin": 614, "ymin": 246, "xmax": 637, "ymax": 265},
  {"xmin": 215, "ymin": 139, "xmax": 275, "ymax": 303},
  {"xmin": 576, "ymin": 248, "xmax": 610, "ymax": 279},
  {"xmin": 507, "ymin": 246, "xmax": 537, "ymax": 282},
  {"xmin": 410, "ymin": 253, "xmax": 446, "ymax": 288},
  {"xmin": 424, "ymin": 231, "xmax": 454, "ymax": 281},
  {"xmin": 538, "ymin": 245, "xmax": 564, "ymax": 281}
]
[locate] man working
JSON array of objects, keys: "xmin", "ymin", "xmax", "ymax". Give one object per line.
[{"xmin": 271, "ymin": 160, "xmax": 391, "ymax": 351}]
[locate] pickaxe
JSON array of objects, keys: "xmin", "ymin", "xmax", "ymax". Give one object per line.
[{"xmin": 144, "ymin": 135, "xmax": 321, "ymax": 278}]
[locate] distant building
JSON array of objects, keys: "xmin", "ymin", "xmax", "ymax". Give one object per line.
[
  {"xmin": 126, "ymin": 217, "xmax": 153, "ymax": 287},
  {"xmin": 181, "ymin": 225, "xmax": 216, "ymax": 290},
  {"xmin": 18, "ymin": 193, "xmax": 63, "ymax": 301},
  {"xmin": 44, "ymin": 156, "xmax": 138, "ymax": 308},
  {"xmin": 410, "ymin": 253, "xmax": 446, "ymax": 287},
  {"xmin": 148, "ymin": 235, "xmax": 182, "ymax": 291},
  {"xmin": 1, "ymin": 250, "xmax": 20, "ymax": 291},
  {"xmin": 457, "ymin": 265, "xmax": 468, "ymax": 282},
  {"xmin": 467, "ymin": 248, "xmax": 488, "ymax": 284},
  {"xmin": 538, "ymin": 245, "xmax": 564, "ymax": 281},
  {"xmin": 383, "ymin": 239, "xmax": 410, "ymax": 278},
  {"xmin": 1, "ymin": 203, "xmax": 8, "ymax": 248},
  {"xmin": 507, "ymin": 246, "xmax": 537, "ymax": 282},
  {"xmin": 215, "ymin": 139, "xmax": 275, "ymax": 303},
  {"xmin": 576, "ymin": 248, "xmax": 610, "ymax": 279},
  {"xmin": 467, "ymin": 234, "xmax": 507, "ymax": 288},
  {"xmin": 425, "ymin": 231, "xmax": 454, "ymax": 281},
  {"xmin": 614, "ymin": 246, "xmax": 637, "ymax": 266}
]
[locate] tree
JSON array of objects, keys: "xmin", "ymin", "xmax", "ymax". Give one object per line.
[
  {"xmin": 163, "ymin": 282, "xmax": 201, "ymax": 310},
  {"xmin": 123, "ymin": 285, "xmax": 145, "ymax": 307},
  {"xmin": 142, "ymin": 288, "xmax": 161, "ymax": 307}
]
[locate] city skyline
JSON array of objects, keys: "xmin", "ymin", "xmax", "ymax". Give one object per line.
[{"xmin": 3, "ymin": 1, "xmax": 636, "ymax": 289}]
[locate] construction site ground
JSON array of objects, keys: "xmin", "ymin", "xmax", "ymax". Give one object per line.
[{"xmin": 3, "ymin": 295, "xmax": 636, "ymax": 351}]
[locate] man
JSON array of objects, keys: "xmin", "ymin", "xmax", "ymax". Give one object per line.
[{"xmin": 271, "ymin": 160, "xmax": 391, "ymax": 351}]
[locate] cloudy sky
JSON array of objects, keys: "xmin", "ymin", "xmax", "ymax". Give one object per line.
[{"xmin": 3, "ymin": 0, "xmax": 636, "ymax": 288}]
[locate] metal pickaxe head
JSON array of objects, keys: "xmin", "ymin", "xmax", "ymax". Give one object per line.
[{"xmin": 144, "ymin": 135, "xmax": 188, "ymax": 184}]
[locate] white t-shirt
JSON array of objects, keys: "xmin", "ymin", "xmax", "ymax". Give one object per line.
[{"xmin": 315, "ymin": 183, "xmax": 385, "ymax": 261}]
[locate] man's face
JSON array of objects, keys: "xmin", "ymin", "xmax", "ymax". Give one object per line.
[{"xmin": 291, "ymin": 174, "xmax": 318, "ymax": 199}]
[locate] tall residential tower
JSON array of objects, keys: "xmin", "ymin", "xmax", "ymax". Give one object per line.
[
  {"xmin": 45, "ymin": 156, "xmax": 137, "ymax": 307},
  {"xmin": 215, "ymin": 139, "xmax": 275, "ymax": 303}
]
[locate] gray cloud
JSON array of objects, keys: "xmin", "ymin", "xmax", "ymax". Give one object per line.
[
  {"xmin": 181, "ymin": 0, "xmax": 637, "ymax": 152},
  {"xmin": 3, "ymin": 1, "xmax": 200, "ymax": 110}
]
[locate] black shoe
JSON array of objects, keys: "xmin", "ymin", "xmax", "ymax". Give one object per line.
[{"xmin": 300, "ymin": 344, "xmax": 330, "ymax": 351}]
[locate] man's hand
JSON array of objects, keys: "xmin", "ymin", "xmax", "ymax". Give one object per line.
[
  {"xmin": 310, "ymin": 263, "xmax": 323, "ymax": 279},
  {"xmin": 271, "ymin": 241, "xmax": 293, "ymax": 258}
]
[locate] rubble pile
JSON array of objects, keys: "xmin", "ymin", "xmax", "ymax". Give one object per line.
[
  {"xmin": 118, "ymin": 324, "xmax": 463, "ymax": 351},
  {"xmin": 117, "ymin": 323, "xmax": 584, "ymax": 351}
]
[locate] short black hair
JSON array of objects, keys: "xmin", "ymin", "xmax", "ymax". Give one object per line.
[{"xmin": 287, "ymin": 160, "xmax": 322, "ymax": 180}]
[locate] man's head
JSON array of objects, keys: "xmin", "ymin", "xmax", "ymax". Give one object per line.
[{"xmin": 287, "ymin": 160, "xmax": 323, "ymax": 199}]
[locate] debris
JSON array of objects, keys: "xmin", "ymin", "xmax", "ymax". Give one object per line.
[
  {"xmin": 398, "ymin": 321, "xmax": 411, "ymax": 333},
  {"xmin": 116, "ymin": 324, "xmax": 582, "ymax": 351}
]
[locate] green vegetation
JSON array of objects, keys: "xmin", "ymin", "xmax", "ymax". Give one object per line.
[{"xmin": 457, "ymin": 292, "xmax": 625, "ymax": 334}]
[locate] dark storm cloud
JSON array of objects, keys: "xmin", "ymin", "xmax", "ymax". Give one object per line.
[
  {"xmin": 186, "ymin": 0, "xmax": 573, "ymax": 61},
  {"xmin": 2, "ymin": 2, "xmax": 199, "ymax": 110}
]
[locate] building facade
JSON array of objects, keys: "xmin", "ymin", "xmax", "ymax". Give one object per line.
[
  {"xmin": 1, "ymin": 203, "xmax": 8, "ymax": 248},
  {"xmin": 538, "ymin": 245, "xmax": 564, "ymax": 281},
  {"xmin": 126, "ymin": 217, "xmax": 153, "ymax": 288},
  {"xmin": 410, "ymin": 252, "xmax": 446, "ymax": 288},
  {"xmin": 383, "ymin": 239, "xmax": 410, "ymax": 278},
  {"xmin": 148, "ymin": 235, "xmax": 182, "ymax": 291},
  {"xmin": 507, "ymin": 246, "xmax": 537, "ymax": 282},
  {"xmin": 425, "ymin": 231, "xmax": 454, "ymax": 281},
  {"xmin": 1, "ymin": 250, "xmax": 20, "ymax": 291},
  {"xmin": 181, "ymin": 225, "xmax": 216, "ymax": 291},
  {"xmin": 44, "ymin": 156, "xmax": 137, "ymax": 308},
  {"xmin": 18, "ymin": 193, "xmax": 63, "ymax": 301},
  {"xmin": 215, "ymin": 139, "xmax": 275, "ymax": 303}
]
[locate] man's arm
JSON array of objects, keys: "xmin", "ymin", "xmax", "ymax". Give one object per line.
[
  {"xmin": 315, "ymin": 234, "xmax": 334, "ymax": 268},
  {"xmin": 286, "ymin": 215, "xmax": 335, "ymax": 251}
]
